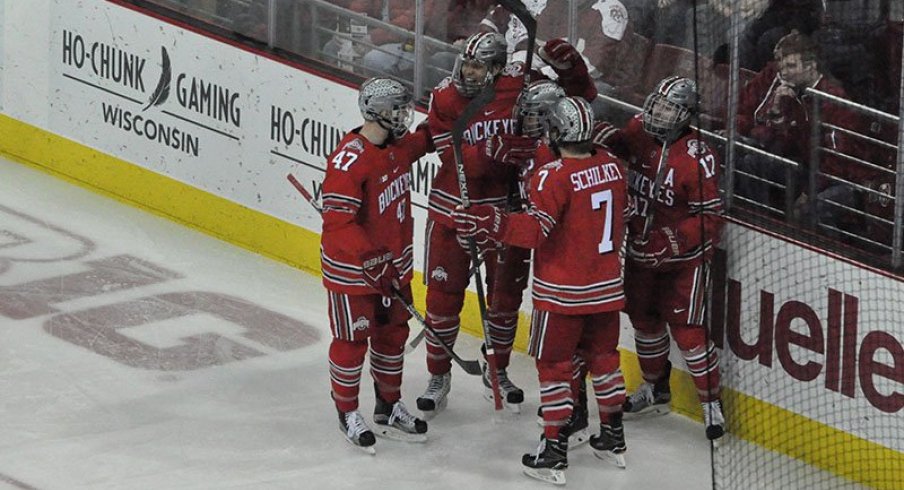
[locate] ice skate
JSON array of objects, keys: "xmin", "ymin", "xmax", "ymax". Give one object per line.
[
  {"xmin": 623, "ymin": 362, "xmax": 671, "ymax": 418},
  {"xmin": 481, "ymin": 344, "xmax": 524, "ymax": 413},
  {"xmin": 522, "ymin": 434, "xmax": 568, "ymax": 486},
  {"xmin": 338, "ymin": 409, "xmax": 376, "ymax": 455},
  {"xmin": 561, "ymin": 399, "xmax": 591, "ymax": 448},
  {"xmin": 373, "ymin": 396, "xmax": 428, "ymax": 443},
  {"xmin": 703, "ymin": 399, "xmax": 725, "ymax": 442},
  {"xmin": 590, "ymin": 414, "xmax": 627, "ymax": 468},
  {"xmin": 416, "ymin": 373, "xmax": 451, "ymax": 419}
]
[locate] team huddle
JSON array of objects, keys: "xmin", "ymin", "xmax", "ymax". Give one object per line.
[{"xmin": 317, "ymin": 30, "xmax": 725, "ymax": 485}]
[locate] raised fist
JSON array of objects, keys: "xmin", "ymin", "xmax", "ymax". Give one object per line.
[
  {"xmin": 485, "ymin": 134, "xmax": 537, "ymax": 168},
  {"xmin": 539, "ymin": 38, "xmax": 581, "ymax": 70}
]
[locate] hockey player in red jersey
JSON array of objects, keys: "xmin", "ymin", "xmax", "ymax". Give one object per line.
[
  {"xmin": 417, "ymin": 31, "xmax": 597, "ymax": 417},
  {"xmin": 320, "ymin": 78, "xmax": 433, "ymax": 453},
  {"xmin": 602, "ymin": 76, "xmax": 726, "ymax": 440},
  {"xmin": 454, "ymin": 96, "xmax": 630, "ymax": 484}
]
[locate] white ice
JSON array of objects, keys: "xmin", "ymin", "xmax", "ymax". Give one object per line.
[{"xmin": 0, "ymin": 157, "xmax": 857, "ymax": 490}]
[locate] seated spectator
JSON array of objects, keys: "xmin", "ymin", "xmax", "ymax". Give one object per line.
[
  {"xmin": 734, "ymin": 30, "xmax": 868, "ymax": 232},
  {"xmin": 423, "ymin": 0, "xmax": 497, "ymax": 89},
  {"xmin": 737, "ymin": 0, "xmax": 825, "ymax": 72}
]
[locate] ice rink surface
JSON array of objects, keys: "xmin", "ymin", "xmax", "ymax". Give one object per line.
[{"xmin": 0, "ymin": 157, "xmax": 852, "ymax": 490}]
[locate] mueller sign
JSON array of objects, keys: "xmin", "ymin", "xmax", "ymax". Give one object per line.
[{"xmin": 711, "ymin": 251, "xmax": 904, "ymax": 414}]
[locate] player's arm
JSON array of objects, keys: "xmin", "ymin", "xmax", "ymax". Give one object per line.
[
  {"xmin": 538, "ymin": 39, "xmax": 598, "ymax": 102},
  {"xmin": 451, "ymin": 163, "xmax": 567, "ymax": 249},
  {"xmin": 427, "ymin": 91, "xmax": 493, "ymax": 179},
  {"xmin": 427, "ymin": 91, "xmax": 533, "ymax": 176},
  {"xmin": 397, "ymin": 122, "xmax": 435, "ymax": 164},
  {"xmin": 673, "ymin": 148, "xmax": 724, "ymax": 252}
]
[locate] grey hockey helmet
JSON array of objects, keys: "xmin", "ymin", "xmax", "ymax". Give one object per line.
[
  {"xmin": 516, "ymin": 80, "xmax": 566, "ymax": 138},
  {"xmin": 452, "ymin": 32, "xmax": 508, "ymax": 97},
  {"xmin": 358, "ymin": 77, "xmax": 414, "ymax": 138},
  {"xmin": 642, "ymin": 75, "xmax": 697, "ymax": 142},
  {"xmin": 544, "ymin": 96, "xmax": 595, "ymax": 144}
]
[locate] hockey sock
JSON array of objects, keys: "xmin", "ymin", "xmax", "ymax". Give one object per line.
[
  {"xmin": 589, "ymin": 353, "xmax": 625, "ymax": 424},
  {"xmin": 329, "ymin": 339, "xmax": 368, "ymax": 413},
  {"xmin": 370, "ymin": 322, "xmax": 408, "ymax": 404},
  {"xmin": 634, "ymin": 329, "xmax": 671, "ymax": 383},
  {"xmin": 538, "ymin": 360, "xmax": 574, "ymax": 440},
  {"xmin": 673, "ymin": 326, "xmax": 721, "ymax": 402},
  {"xmin": 571, "ymin": 354, "xmax": 588, "ymax": 407},
  {"xmin": 424, "ymin": 289, "xmax": 464, "ymax": 375},
  {"xmin": 593, "ymin": 369, "xmax": 626, "ymax": 424},
  {"xmin": 486, "ymin": 309, "xmax": 518, "ymax": 369}
]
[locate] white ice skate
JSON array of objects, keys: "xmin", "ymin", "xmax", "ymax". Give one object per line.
[
  {"xmin": 339, "ymin": 410, "xmax": 376, "ymax": 455},
  {"xmin": 416, "ymin": 373, "xmax": 451, "ymax": 420}
]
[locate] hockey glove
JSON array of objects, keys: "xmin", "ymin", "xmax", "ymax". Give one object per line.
[
  {"xmin": 485, "ymin": 134, "xmax": 537, "ymax": 168},
  {"xmin": 452, "ymin": 204, "xmax": 508, "ymax": 246},
  {"xmin": 361, "ymin": 248, "xmax": 400, "ymax": 298},
  {"xmin": 591, "ymin": 121, "xmax": 618, "ymax": 148},
  {"xmin": 628, "ymin": 226, "xmax": 684, "ymax": 267},
  {"xmin": 539, "ymin": 38, "xmax": 582, "ymax": 70}
]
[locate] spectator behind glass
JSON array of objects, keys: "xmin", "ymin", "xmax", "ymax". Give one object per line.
[
  {"xmin": 422, "ymin": 0, "xmax": 496, "ymax": 89},
  {"xmin": 734, "ymin": 30, "xmax": 869, "ymax": 232},
  {"xmin": 626, "ymin": 0, "xmax": 693, "ymax": 46},
  {"xmin": 737, "ymin": 0, "xmax": 824, "ymax": 72},
  {"xmin": 359, "ymin": 0, "xmax": 441, "ymax": 77},
  {"xmin": 320, "ymin": 0, "xmax": 435, "ymax": 75},
  {"xmin": 479, "ymin": 1, "xmax": 630, "ymax": 93}
]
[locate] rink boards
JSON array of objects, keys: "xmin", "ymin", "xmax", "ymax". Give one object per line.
[{"xmin": 0, "ymin": 1, "xmax": 900, "ymax": 488}]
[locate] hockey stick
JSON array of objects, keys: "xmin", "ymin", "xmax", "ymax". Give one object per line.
[
  {"xmin": 287, "ymin": 173, "xmax": 481, "ymax": 375},
  {"xmin": 640, "ymin": 140, "xmax": 671, "ymax": 241},
  {"xmin": 405, "ymin": 249, "xmax": 490, "ymax": 353},
  {"xmin": 287, "ymin": 173, "xmax": 322, "ymax": 213},
  {"xmin": 391, "ymin": 287, "xmax": 482, "ymax": 375},
  {"xmin": 451, "ymin": 84, "xmax": 505, "ymax": 409}
]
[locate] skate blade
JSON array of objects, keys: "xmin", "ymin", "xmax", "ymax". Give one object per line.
[
  {"xmin": 345, "ymin": 438, "xmax": 376, "ymax": 455},
  {"xmin": 374, "ymin": 425, "xmax": 428, "ymax": 443},
  {"xmin": 593, "ymin": 449, "xmax": 626, "ymax": 469},
  {"xmin": 568, "ymin": 427, "xmax": 592, "ymax": 448},
  {"xmin": 522, "ymin": 467, "xmax": 566, "ymax": 486},
  {"xmin": 623, "ymin": 404, "xmax": 670, "ymax": 420},
  {"xmin": 483, "ymin": 388, "xmax": 522, "ymax": 414}
]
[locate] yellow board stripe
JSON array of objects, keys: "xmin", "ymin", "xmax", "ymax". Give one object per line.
[{"xmin": 2, "ymin": 113, "xmax": 901, "ymax": 488}]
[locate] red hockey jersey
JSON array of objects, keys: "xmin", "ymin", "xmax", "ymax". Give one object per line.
[
  {"xmin": 320, "ymin": 127, "xmax": 431, "ymax": 294},
  {"xmin": 607, "ymin": 115, "xmax": 724, "ymax": 268},
  {"xmin": 427, "ymin": 62, "xmax": 596, "ymax": 227},
  {"xmin": 501, "ymin": 149, "xmax": 629, "ymax": 314}
]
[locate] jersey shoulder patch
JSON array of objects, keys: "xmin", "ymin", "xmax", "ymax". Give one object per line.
[
  {"xmin": 340, "ymin": 137, "xmax": 366, "ymax": 155},
  {"xmin": 539, "ymin": 159, "xmax": 565, "ymax": 173},
  {"xmin": 684, "ymin": 138, "xmax": 710, "ymax": 157},
  {"xmin": 501, "ymin": 62, "xmax": 526, "ymax": 78}
]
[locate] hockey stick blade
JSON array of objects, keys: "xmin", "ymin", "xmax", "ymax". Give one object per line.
[{"xmin": 392, "ymin": 287, "xmax": 482, "ymax": 376}]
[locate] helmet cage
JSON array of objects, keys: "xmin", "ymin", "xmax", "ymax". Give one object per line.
[
  {"xmin": 642, "ymin": 76, "xmax": 697, "ymax": 141},
  {"xmin": 452, "ymin": 33, "xmax": 507, "ymax": 98}
]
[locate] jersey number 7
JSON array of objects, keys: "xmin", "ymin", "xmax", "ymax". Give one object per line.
[{"xmin": 591, "ymin": 189, "xmax": 614, "ymax": 254}]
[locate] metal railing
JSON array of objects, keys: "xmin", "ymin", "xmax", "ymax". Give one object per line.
[{"xmin": 125, "ymin": 0, "xmax": 904, "ymax": 270}]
